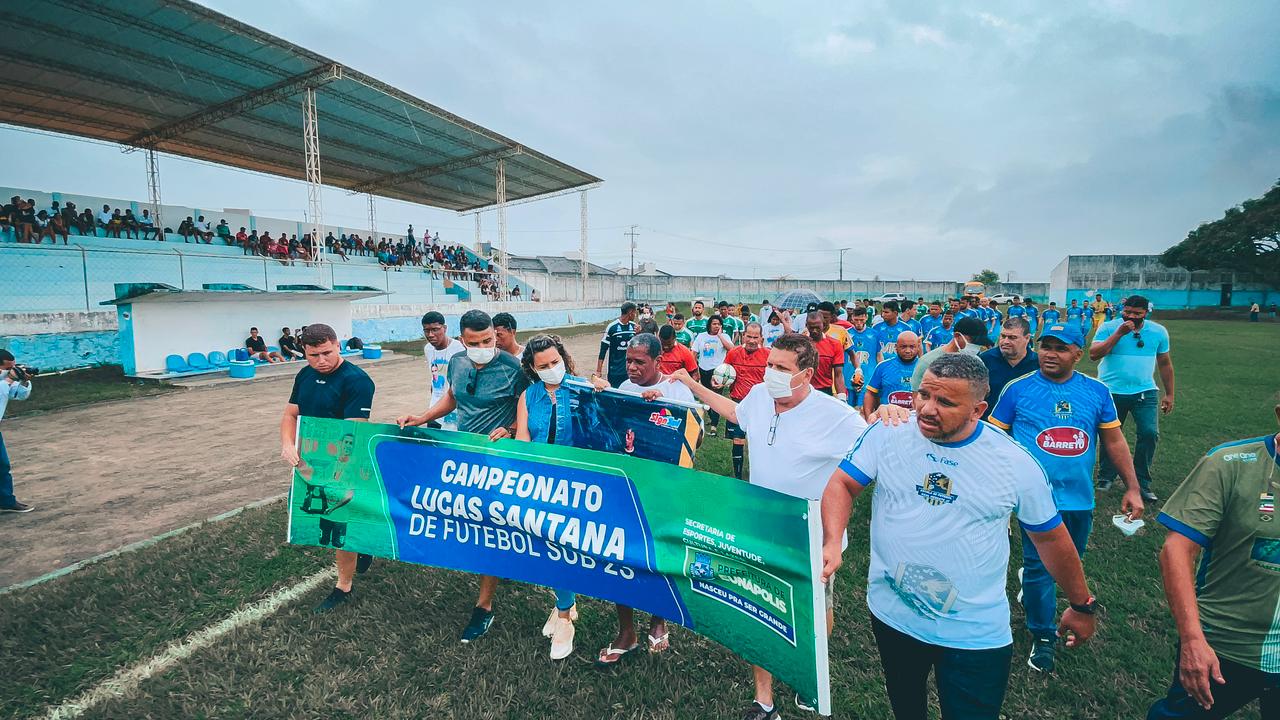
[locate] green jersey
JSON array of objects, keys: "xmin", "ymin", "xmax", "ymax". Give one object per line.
[
  {"xmin": 674, "ymin": 328, "xmax": 694, "ymax": 347},
  {"xmin": 720, "ymin": 315, "xmax": 745, "ymax": 338},
  {"xmin": 1158, "ymin": 434, "xmax": 1280, "ymax": 672},
  {"xmin": 686, "ymin": 316, "xmax": 709, "ymax": 335}
]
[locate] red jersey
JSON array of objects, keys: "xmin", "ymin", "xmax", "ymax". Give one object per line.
[
  {"xmin": 724, "ymin": 345, "xmax": 768, "ymax": 401},
  {"xmin": 833, "ymin": 319, "xmax": 853, "ymax": 329},
  {"xmin": 810, "ymin": 335, "xmax": 845, "ymax": 390},
  {"xmin": 658, "ymin": 343, "xmax": 697, "ymax": 375}
]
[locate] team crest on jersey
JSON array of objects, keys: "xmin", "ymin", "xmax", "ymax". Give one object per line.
[
  {"xmin": 1037, "ymin": 427, "xmax": 1090, "ymax": 457},
  {"xmin": 1053, "ymin": 400, "xmax": 1072, "ymax": 417},
  {"xmin": 916, "ymin": 472, "xmax": 958, "ymax": 506}
]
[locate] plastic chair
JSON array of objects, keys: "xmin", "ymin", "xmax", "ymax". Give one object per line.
[
  {"xmin": 208, "ymin": 351, "xmax": 229, "ymax": 368},
  {"xmin": 267, "ymin": 345, "xmax": 280, "ymax": 354},
  {"xmin": 186, "ymin": 352, "xmax": 212, "ymax": 371},
  {"xmin": 165, "ymin": 354, "xmax": 192, "ymax": 374}
]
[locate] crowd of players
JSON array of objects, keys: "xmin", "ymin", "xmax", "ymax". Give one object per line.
[{"xmin": 275, "ymin": 295, "xmax": 1275, "ymax": 720}]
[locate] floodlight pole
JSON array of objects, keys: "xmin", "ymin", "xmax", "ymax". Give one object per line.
[
  {"xmin": 474, "ymin": 212, "xmax": 481, "ymax": 253},
  {"xmin": 496, "ymin": 158, "xmax": 508, "ymax": 296},
  {"xmin": 367, "ymin": 193, "xmax": 376, "ymax": 247},
  {"xmin": 303, "ymin": 86, "xmax": 324, "ymax": 269},
  {"xmin": 145, "ymin": 148, "xmax": 164, "ymax": 241},
  {"xmin": 580, "ymin": 189, "xmax": 589, "ymax": 301},
  {"xmin": 838, "ymin": 247, "xmax": 851, "ymax": 282}
]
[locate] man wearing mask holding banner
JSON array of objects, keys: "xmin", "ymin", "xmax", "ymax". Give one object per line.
[
  {"xmin": 396, "ymin": 309, "xmax": 529, "ymax": 643},
  {"xmin": 672, "ymin": 332, "xmax": 891, "ymax": 719}
]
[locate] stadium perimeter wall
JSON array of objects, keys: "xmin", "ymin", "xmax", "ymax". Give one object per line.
[
  {"xmin": 1049, "ymin": 255, "xmax": 1275, "ymax": 309},
  {"xmin": 1, "ymin": 302, "xmax": 618, "ymax": 372}
]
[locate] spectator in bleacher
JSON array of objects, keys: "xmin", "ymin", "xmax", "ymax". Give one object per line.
[
  {"xmin": 58, "ymin": 201, "xmax": 83, "ymax": 235},
  {"xmin": 121, "ymin": 209, "xmax": 140, "ymax": 239},
  {"xmin": 178, "ymin": 216, "xmax": 196, "ymax": 242},
  {"xmin": 245, "ymin": 327, "xmax": 285, "ymax": 363},
  {"xmin": 216, "ymin": 219, "xmax": 233, "ymax": 245},
  {"xmin": 196, "ymin": 216, "xmax": 214, "ymax": 243},
  {"xmin": 38, "ymin": 210, "xmax": 69, "ymax": 244},
  {"xmin": 279, "ymin": 327, "xmax": 304, "ymax": 360},
  {"xmin": 301, "ymin": 233, "xmax": 315, "ymax": 263},
  {"xmin": 78, "ymin": 207, "xmax": 95, "ymax": 237},
  {"xmin": 330, "ymin": 234, "xmax": 348, "ymax": 262},
  {"xmin": 235, "ymin": 227, "xmax": 250, "ymax": 254},
  {"xmin": 137, "ymin": 209, "xmax": 158, "ymax": 240},
  {"xmin": 96, "ymin": 204, "xmax": 114, "ymax": 236},
  {"xmin": 11, "ymin": 201, "xmax": 35, "ymax": 243},
  {"xmin": 1, "ymin": 196, "xmax": 16, "ymax": 237}
]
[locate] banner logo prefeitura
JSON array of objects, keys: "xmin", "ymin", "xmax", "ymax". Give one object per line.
[{"xmin": 684, "ymin": 546, "xmax": 798, "ymax": 645}]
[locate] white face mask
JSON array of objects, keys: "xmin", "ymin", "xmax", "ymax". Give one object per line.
[
  {"xmin": 467, "ymin": 346, "xmax": 496, "ymax": 365},
  {"xmin": 536, "ymin": 362, "xmax": 566, "ymax": 385},
  {"xmin": 959, "ymin": 340, "xmax": 982, "ymax": 355},
  {"xmin": 764, "ymin": 367, "xmax": 802, "ymax": 399}
]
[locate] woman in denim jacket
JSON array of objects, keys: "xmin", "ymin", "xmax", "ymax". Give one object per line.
[{"xmin": 512, "ymin": 334, "xmax": 582, "ymax": 661}]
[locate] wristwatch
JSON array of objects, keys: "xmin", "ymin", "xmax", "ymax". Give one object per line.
[{"xmin": 1069, "ymin": 596, "xmax": 1099, "ymax": 615}]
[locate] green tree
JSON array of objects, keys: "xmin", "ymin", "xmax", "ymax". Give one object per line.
[
  {"xmin": 1162, "ymin": 179, "xmax": 1280, "ymax": 287},
  {"xmin": 971, "ymin": 269, "xmax": 1001, "ymax": 285}
]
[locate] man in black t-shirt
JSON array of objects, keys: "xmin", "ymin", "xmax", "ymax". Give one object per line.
[
  {"xmin": 246, "ymin": 327, "xmax": 285, "ymax": 363},
  {"xmin": 278, "ymin": 327, "xmax": 304, "ymax": 361},
  {"xmin": 280, "ymin": 323, "xmax": 377, "ymax": 613}
]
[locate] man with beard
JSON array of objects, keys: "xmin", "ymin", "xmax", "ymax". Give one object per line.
[{"xmin": 864, "ymin": 331, "xmax": 920, "ymax": 416}]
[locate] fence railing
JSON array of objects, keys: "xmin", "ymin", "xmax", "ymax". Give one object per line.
[{"xmin": 1, "ymin": 242, "xmax": 536, "ymax": 314}]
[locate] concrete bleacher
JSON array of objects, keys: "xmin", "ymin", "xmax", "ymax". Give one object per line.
[{"xmin": 0, "ymin": 186, "xmax": 542, "ymax": 313}]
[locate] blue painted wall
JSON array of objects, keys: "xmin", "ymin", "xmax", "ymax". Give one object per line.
[
  {"xmin": 1064, "ymin": 287, "xmax": 1275, "ymax": 310},
  {"xmin": 0, "ymin": 331, "xmax": 119, "ymax": 370}
]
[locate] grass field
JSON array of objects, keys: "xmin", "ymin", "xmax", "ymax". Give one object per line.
[
  {"xmin": 3, "ymin": 319, "xmax": 1277, "ymax": 719},
  {"xmin": 4, "ymin": 365, "xmax": 180, "ymax": 418}
]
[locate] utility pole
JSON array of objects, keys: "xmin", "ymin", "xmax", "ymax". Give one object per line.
[
  {"xmin": 838, "ymin": 247, "xmax": 851, "ymax": 281},
  {"xmin": 626, "ymin": 225, "xmax": 639, "ymax": 277}
]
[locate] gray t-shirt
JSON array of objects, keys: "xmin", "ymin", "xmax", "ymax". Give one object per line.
[{"xmin": 446, "ymin": 350, "xmax": 529, "ymax": 434}]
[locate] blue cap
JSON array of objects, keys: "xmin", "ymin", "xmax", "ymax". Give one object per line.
[{"xmin": 1040, "ymin": 323, "xmax": 1084, "ymax": 348}]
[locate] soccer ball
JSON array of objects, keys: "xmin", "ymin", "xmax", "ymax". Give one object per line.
[{"xmin": 711, "ymin": 363, "xmax": 736, "ymax": 390}]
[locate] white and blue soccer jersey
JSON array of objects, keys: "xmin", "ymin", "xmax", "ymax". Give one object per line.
[
  {"xmin": 1066, "ymin": 305, "xmax": 1085, "ymax": 330},
  {"xmin": 762, "ymin": 321, "xmax": 786, "ymax": 347},
  {"xmin": 989, "ymin": 371, "xmax": 1120, "ymax": 511},
  {"xmin": 846, "ymin": 326, "xmax": 878, "ymax": 386},
  {"xmin": 919, "ymin": 314, "xmax": 943, "ymax": 338},
  {"xmin": 924, "ymin": 325, "xmax": 955, "ymax": 350},
  {"xmin": 903, "ymin": 318, "xmax": 922, "ymax": 335},
  {"xmin": 840, "ymin": 419, "xmax": 1060, "ymax": 649}
]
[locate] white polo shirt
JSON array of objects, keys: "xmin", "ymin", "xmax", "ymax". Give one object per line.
[{"xmin": 840, "ymin": 418, "xmax": 1060, "ymax": 649}]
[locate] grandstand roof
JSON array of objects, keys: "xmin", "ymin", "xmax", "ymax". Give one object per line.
[{"xmin": 5, "ymin": 0, "xmax": 600, "ymax": 212}]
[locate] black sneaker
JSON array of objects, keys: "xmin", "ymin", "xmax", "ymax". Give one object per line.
[
  {"xmin": 0, "ymin": 501, "xmax": 34, "ymax": 513},
  {"xmin": 741, "ymin": 702, "xmax": 780, "ymax": 720},
  {"xmin": 1096, "ymin": 477, "xmax": 1114, "ymax": 491},
  {"xmin": 313, "ymin": 587, "xmax": 352, "ymax": 614},
  {"xmin": 1141, "ymin": 489, "xmax": 1159, "ymax": 502},
  {"xmin": 356, "ymin": 553, "xmax": 374, "ymax": 574},
  {"xmin": 795, "ymin": 692, "xmax": 817, "ymax": 712},
  {"xmin": 1028, "ymin": 634, "xmax": 1056, "ymax": 673},
  {"xmin": 460, "ymin": 606, "xmax": 494, "ymax": 643}
]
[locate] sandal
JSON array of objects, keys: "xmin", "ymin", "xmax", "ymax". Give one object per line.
[
  {"xmin": 595, "ymin": 642, "xmax": 639, "ymax": 667},
  {"xmin": 647, "ymin": 631, "xmax": 670, "ymax": 653}
]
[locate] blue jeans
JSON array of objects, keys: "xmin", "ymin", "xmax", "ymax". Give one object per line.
[
  {"xmin": 872, "ymin": 615, "xmax": 1013, "ymax": 720},
  {"xmin": 1020, "ymin": 509, "xmax": 1092, "ymax": 636},
  {"xmin": 0, "ymin": 430, "xmax": 14, "ymax": 507},
  {"xmin": 1147, "ymin": 643, "xmax": 1277, "ymax": 718},
  {"xmin": 1098, "ymin": 391, "xmax": 1160, "ymax": 491}
]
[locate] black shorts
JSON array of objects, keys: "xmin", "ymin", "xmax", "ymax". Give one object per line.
[{"xmin": 725, "ymin": 421, "xmax": 746, "ymax": 440}]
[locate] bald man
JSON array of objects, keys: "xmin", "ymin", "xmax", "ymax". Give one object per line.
[{"xmin": 863, "ymin": 330, "xmax": 921, "ymax": 417}]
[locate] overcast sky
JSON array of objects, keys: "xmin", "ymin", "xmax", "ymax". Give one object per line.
[{"xmin": 5, "ymin": 0, "xmax": 1280, "ymax": 281}]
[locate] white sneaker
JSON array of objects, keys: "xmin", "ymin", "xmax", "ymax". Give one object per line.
[
  {"xmin": 541, "ymin": 605, "xmax": 578, "ymax": 637},
  {"xmin": 549, "ymin": 617, "xmax": 575, "ymax": 661},
  {"xmin": 1016, "ymin": 567, "xmax": 1024, "ymax": 604}
]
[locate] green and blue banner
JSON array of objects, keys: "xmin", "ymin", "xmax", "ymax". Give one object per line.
[{"xmin": 287, "ymin": 417, "xmax": 831, "ymax": 714}]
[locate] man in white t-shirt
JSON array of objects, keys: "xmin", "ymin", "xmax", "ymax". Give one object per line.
[
  {"xmin": 821, "ymin": 353, "xmax": 1098, "ymax": 720},
  {"xmin": 421, "ymin": 312, "xmax": 465, "ymax": 429},
  {"xmin": 672, "ymin": 331, "xmax": 888, "ymax": 719}
]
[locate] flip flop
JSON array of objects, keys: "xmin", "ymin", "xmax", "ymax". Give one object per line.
[
  {"xmin": 594, "ymin": 642, "xmax": 640, "ymax": 667},
  {"xmin": 647, "ymin": 631, "xmax": 670, "ymax": 653}
]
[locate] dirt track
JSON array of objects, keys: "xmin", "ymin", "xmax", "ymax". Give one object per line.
[{"xmin": 0, "ymin": 331, "xmax": 603, "ymax": 587}]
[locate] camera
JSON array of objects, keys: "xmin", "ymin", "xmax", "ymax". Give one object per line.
[{"xmin": 10, "ymin": 364, "xmax": 39, "ymax": 382}]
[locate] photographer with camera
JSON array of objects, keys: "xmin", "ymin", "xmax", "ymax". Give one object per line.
[{"xmin": 0, "ymin": 350, "xmax": 35, "ymax": 513}]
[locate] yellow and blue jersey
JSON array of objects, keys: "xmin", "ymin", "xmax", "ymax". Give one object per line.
[{"xmin": 988, "ymin": 370, "xmax": 1119, "ymax": 511}]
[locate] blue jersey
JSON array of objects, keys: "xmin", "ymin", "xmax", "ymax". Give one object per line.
[
  {"xmin": 903, "ymin": 318, "xmax": 922, "ymax": 335},
  {"xmin": 868, "ymin": 356, "xmax": 919, "ymax": 409},
  {"xmin": 989, "ymin": 371, "xmax": 1120, "ymax": 511},
  {"xmin": 955, "ymin": 308, "xmax": 979, "ymax": 323},
  {"xmin": 874, "ymin": 321, "xmax": 910, "ymax": 360},
  {"xmin": 1026, "ymin": 306, "xmax": 1039, "ymax": 322},
  {"xmin": 846, "ymin": 326, "xmax": 879, "ymax": 387},
  {"xmin": 919, "ymin": 314, "xmax": 943, "ymax": 338},
  {"xmin": 1042, "ymin": 308, "xmax": 1060, "ymax": 324},
  {"xmin": 925, "ymin": 325, "xmax": 955, "ymax": 350},
  {"xmin": 1006, "ymin": 305, "xmax": 1026, "ymax": 319}
]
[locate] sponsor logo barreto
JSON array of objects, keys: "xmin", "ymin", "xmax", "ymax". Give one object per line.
[
  {"xmin": 887, "ymin": 390, "xmax": 914, "ymax": 408},
  {"xmin": 1037, "ymin": 426, "xmax": 1090, "ymax": 456}
]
